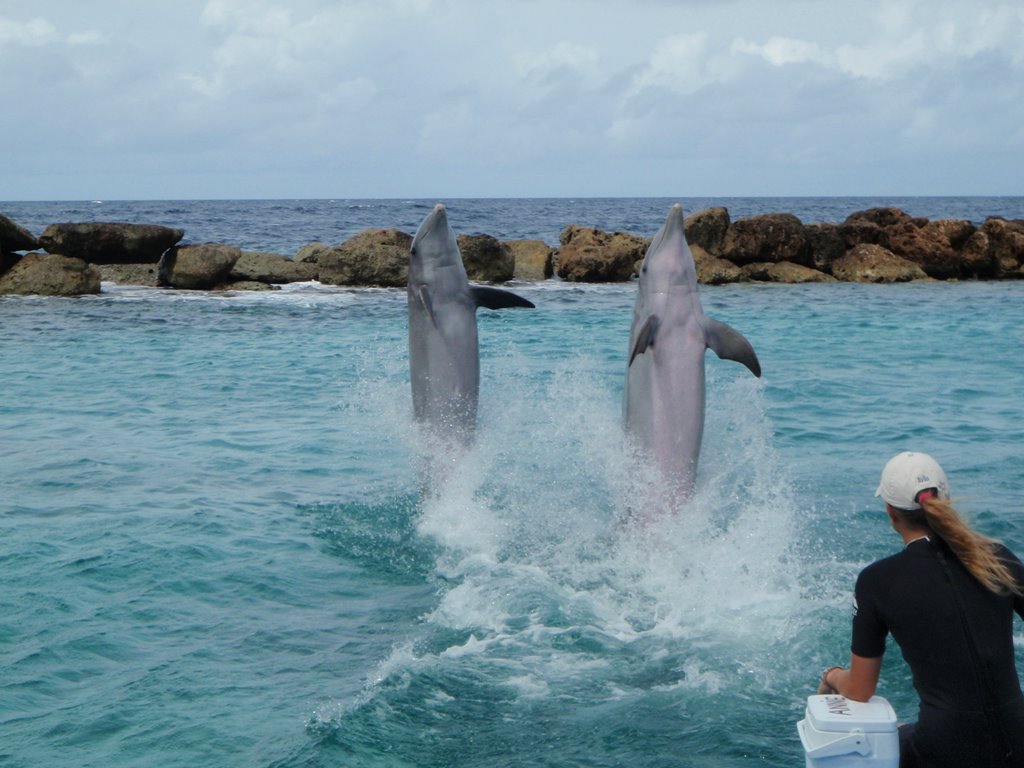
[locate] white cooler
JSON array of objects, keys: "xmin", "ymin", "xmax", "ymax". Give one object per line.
[{"xmin": 797, "ymin": 694, "xmax": 899, "ymax": 768}]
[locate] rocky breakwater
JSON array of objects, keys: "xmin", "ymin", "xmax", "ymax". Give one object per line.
[
  {"xmin": 307, "ymin": 229, "xmax": 526, "ymax": 287},
  {"xmin": 2, "ymin": 206, "xmax": 1023, "ymax": 297},
  {"xmin": 0, "ymin": 214, "xmax": 106, "ymax": 297},
  {"xmin": 0, "ymin": 212, "xmax": 536, "ymax": 296},
  {"xmin": 0, "ymin": 217, "xmax": 186, "ymax": 296},
  {"xmin": 549, "ymin": 206, "xmax": 1024, "ymax": 284}
]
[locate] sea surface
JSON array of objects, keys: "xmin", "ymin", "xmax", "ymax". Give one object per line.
[
  {"xmin": 2, "ymin": 197, "xmax": 1024, "ymax": 768},
  {"xmin": 3, "ymin": 195, "xmax": 1024, "ymax": 254}
]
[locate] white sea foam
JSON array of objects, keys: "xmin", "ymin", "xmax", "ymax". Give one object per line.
[
  {"xmin": 313, "ymin": 280, "xmax": 942, "ymax": 731},
  {"xmin": 397, "ymin": 348, "xmax": 814, "ymax": 702},
  {"xmin": 504, "ymin": 674, "xmax": 551, "ymax": 700},
  {"xmin": 94, "ymin": 280, "xmax": 410, "ymax": 309}
]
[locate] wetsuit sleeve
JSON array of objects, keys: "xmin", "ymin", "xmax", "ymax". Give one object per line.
[{"xmin": 850, "ymin": 568, "xmax": 887, "ymax": 658}]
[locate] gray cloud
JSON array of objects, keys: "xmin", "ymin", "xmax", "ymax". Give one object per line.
[{"xmin": 1, "ymin": 0, "xmax": 1021, "ymax": 198}]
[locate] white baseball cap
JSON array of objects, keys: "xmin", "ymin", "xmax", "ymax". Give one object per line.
[{"xmin": 875, "ymin": 451, "xmax": 950, "ymax": 511}]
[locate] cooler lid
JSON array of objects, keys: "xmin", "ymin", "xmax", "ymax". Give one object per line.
[{"xmin": 805, "ymin": 694, "xmax": 897, "ymax": 734}]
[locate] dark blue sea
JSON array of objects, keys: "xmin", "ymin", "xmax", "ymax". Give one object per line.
[
  {"xmin": 3, "ymin": 196, "xmax": 1023, "ymax": 253},
  {"xmin": 2, "ymin": 198, "xmax": 1023, "ymax": 767}
]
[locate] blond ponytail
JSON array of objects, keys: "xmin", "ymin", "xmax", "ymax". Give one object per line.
[{"xmin": 918, "ymin": 497, "xmax": 1023, "ymax": 597}]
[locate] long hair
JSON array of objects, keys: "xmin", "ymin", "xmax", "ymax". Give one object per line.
[{"xmin": 900, "ymin": 497, "xmax": 1023, "ymax": 597}]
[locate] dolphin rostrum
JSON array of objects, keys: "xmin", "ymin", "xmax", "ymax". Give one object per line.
[
  {"xmin": 408, "ymin": 203, "xmax": 534, "ymax": 446},
  {"xmin": 624, "ymin": 203, "xmax": 761, "ymax": 499}
]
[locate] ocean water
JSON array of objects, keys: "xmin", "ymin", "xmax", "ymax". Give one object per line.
[
  {"xmin": 2, "ymin": 198, "xmax": 1024, "ymax": 768},
  {"xmin": 3, "ymin": 195, "xmax": 1023, "ymax": 253}
]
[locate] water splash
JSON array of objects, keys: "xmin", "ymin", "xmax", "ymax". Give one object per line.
[
  {"xmin": 308, "ymin": 288, "xmax": 872, "ymax": 766},
  {"xmin": 360, "ymin": 359, "xmax": 802, "ymax": 683}
]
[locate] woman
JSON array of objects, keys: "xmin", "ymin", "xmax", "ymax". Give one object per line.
[{"xmin": 819, "ymin": 451, "xmax": 1024, "ymax": 768}]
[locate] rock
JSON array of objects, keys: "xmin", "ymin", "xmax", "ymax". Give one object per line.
[
  {"xmin": 318, "ymin": 228, "xmax": 411, "ymax": 287},
  {"xmin": 1, "ymin": 251, "xmax": 22, "ymax": 275},
  {"xmin": 839, "ymin": 208, "xmax": 915, "ymax": 251},
  {"xmin": 741, "ymin": 261, "xmax": 837, "ymax": 283},
  {"xmin": 230, "ymin": 251, "xmax": 317, "ymax": 284},
  {"xmin": 923, "ymin": 219, "xmax": 976, "ymax": 276},
  {"xmin": 838, "ymin": 219, "xmax": 890, "ymax": 250},
  {"xmin": 38, "ymin": 222, "xmax": 184, "ymax": 264},
  {"xmin": 1, "ymin": 213, "xmax": 39, "ymax": 275},
  {"xmin": 555, "ymin": 225, "xmax": 649, "ymax": 282},
  {"xmin": 721, "ymin": 213, "xmax": 812, "ymax": 267},
  {"xmin": 885, "ymin": 218, "xmax": 976, "ymax": 279},
  {"xmin": 692, "ymin": 245, "xmax": 744, "ymax": 284},
  {"xmin": 505, "ymin": 239, "xmax": 553, "ymax": 280},
  {"xmin": 958, "ymin": 230, "xmax": 997, "ymax": 277},
  {"xmin": 883, "ymin": 219, "xmax": 939, "ymax": 271},
  {"xmin": 97, "ymin": 263, "xmax": 160, "ymax": 286},
  {"xmin": 158, "ymin": 243, "xmax": 241, "ymax": 290},
  {"xmin": 805, "ymin": 223, "xmax": 846, "ymax": 274},
  {"xmin": 295, "ymin": 241, "xmax": 331, "ymax": 263},
  {"xmin": 684, "ymin": 207, "xmax": 730, "ymax": 257},
  {"xmin": 846, "ymin": 207, "xmax": 923, "ymax": 229},
  {"xmin": 961, "ymin": 217, "xmax": 1024, "ymax": 279},
  {"xmin": 840, "ymin": 208, "xmax": 982, "ymax": 278},
  {"xmin": 831, "ymin": 244, "xmax": 928, "ymax": 283},
  {"xmin": 457, "ymin": 234, "xmax": 514, "ymax": 282},
  {"xmin": 0, "ymin": 252, "xmax": 101, "ymax": 296},
  {"xmin": 987, "ymin": 218, "xmax": 1024, "ymax": 275},
  {"xmin": 0, "ymin": 212, "xmax": 39, "ymax": 253},
  {"xmin": 924, "ymin": 218, "xmax": 976, "ymax": 252}
]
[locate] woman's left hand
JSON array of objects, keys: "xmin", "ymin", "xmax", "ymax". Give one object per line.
[{"xmin": 817, "ymin": 666, "xmax": 842, "ymax": 695}]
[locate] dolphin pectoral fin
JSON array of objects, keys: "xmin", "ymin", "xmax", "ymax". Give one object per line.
[
  {"xmin": 414, "ymin": 285, "xmax": 438, "ymax": 327},
  {"xmin": 701, "ymin": 316, "xmax": 761, "ymax": 377},
  {"xmin": 470, "ymin": 285, "xmax": 535, "ymax": 310},
  {"xmin": 628, "ymin": 314, "xmax": 661, "ymax": 366}
]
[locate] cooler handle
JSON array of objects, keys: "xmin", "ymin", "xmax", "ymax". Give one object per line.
[{"xmin": 798, "ymin": 720, "xmax": 871, "ymax": 759}]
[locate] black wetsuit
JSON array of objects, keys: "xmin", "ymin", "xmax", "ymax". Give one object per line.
[{"xmin": 852, "ymin": 536, "xmax": 1024, "ymax": 768}]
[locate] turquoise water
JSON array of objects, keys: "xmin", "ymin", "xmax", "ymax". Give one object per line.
[
  {"xmin": 4, "ymin": 191, "xmax": 1024, "ymax": 766},
  {"xmin": 3, "ymin": 277, "xmax": 1023, "ymax": 767}
]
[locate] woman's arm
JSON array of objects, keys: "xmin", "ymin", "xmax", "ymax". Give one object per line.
[
  {"xmin": 821, "ymin": 654, "xmax": 882, "ymax": 702},
  {"xmin": 998, "ymin": 545, "xmax": 1024, "ymax": 619}
]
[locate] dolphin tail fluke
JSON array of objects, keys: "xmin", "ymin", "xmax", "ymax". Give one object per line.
[
  {"xmin": 628, "ymin": 314, "xmax": 661, "ymax": 366},
  {"xmin": 701, "ymin": 316, "xmax": 761, "ymax": 377},
  {"xmin": 470, "ymin": 285, "xmax": 535, "ymax": 310}
]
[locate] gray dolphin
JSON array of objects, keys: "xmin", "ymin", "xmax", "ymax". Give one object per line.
[
  {"xmin": 408, "ymin": 203, "xmax": 534, "ymax": 445},
  {"xmin": 624, "ymin": 203, "xmax": 761, "ymax": 499}
]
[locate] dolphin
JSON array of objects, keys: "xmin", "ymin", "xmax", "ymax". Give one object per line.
[
  {"xmin": 623, "ymin": 203, "xmax": 761, "ymax": 499},
  {"xmin": 408, "ymin": 203, "xmax": 534, "ymax": 446}
]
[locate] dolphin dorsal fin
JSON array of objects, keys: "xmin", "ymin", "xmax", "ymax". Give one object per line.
[
  {"xmin": 628, "ymin": 314, "xmax": 661, "ymax": 366},
  {"xmin": 700, "ymin": 316, "xmax": 761, "ymax": 377},
  {"xmin": 470, "ymin": 285, "xmax": 535, "ymax": 310}
]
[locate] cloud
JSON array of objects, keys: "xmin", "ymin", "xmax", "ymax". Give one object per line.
[
  {"xmin": 1, "ymin": 0, "xmax": 1023, "ymax": 198},
  {"xmin": 833, "ymin": 2, "xmax": 1024, "ymax": 81},
  {"xmin": 0, "ymin": 16, "xmax": 57, "ymax": 45},
  {"xmin": 67, "ymin": 30, "xmax": 107, "ymax": 46},
  {"xmin": 625, "ymin": 32, "xmax": 711, "ymax": 98},
  {"xmin": 731, "ymin": 36, "xmax": 827, "ymax": 68},
  {"xmin": 515, "ymin": 41, "xmax": 601, "ymax": 87}
]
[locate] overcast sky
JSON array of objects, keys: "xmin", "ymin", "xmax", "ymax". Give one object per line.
[{"xmin": 2, "ymin": 0, "xmax": 1022, "ymax": 200}]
